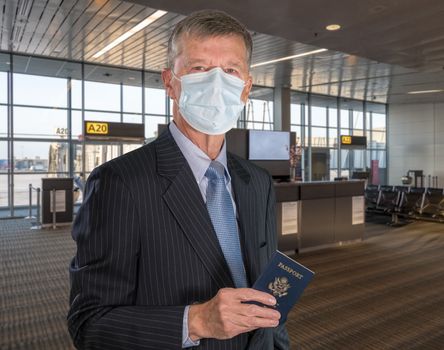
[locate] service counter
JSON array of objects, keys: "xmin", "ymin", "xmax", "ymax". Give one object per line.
[{"xmin": 274, "ymin": 180, "xmax": 365, "ymax": 253}]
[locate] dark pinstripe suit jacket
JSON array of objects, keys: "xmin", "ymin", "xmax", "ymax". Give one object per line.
[{"xmin": 68, "ymin": 129, "xmax": 289, "ymax": 350}]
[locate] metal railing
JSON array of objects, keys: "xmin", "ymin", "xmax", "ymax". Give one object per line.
[
  {"xmin": 428, "ymin": 175, "xmax": 439, "ymax": 188},
  {"xmin": 25, "ymin": 184, "xmax": 42, "ymax": 230},
  {"xmin": 51, "ymin": 189, "xmax": 57, "ymax": 230}
]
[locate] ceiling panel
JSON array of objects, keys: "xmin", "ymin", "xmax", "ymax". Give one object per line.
[
  {"xmin": 2, "ymin": 0, "xmax": 444, "ymax": 104},
  {"xmin": 66, "ymin": 1, "xmax": 136, "ymax": 59},
  {"xmin": 13, "ymin": 54, "xmax": 83, "ymax": 79},
  {"xmin": 24, "ymin": 0, "xmax": 65, "ymax": 54},
  {"xmin": 1, "ymin": 0, "xmax": 18, "ymax": 51}
]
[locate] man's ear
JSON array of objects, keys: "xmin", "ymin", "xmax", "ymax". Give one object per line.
[
  {"xmin": 241, "ymin": 75, "xmax": 253, "ymax": 103},
  {"xmin": 161, "ymin": 69, "xmax": 176, "ymax": 99}
]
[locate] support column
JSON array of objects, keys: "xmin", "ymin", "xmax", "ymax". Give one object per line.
[
  {"xmin": 307, "ymin": 94, "xmax": 312, "ymax": 181},
  {"xmin": 7, "ymin": 53, "xmax": 14, "ymax": 216},
  {"xmin": 273, "ymin": 86, "xmax": 291, "ymax": 131}
]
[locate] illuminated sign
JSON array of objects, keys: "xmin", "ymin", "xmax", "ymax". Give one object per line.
[
  {"xmin": 86, "ymin": 122, "xmax": 109, "ymax": 135},
  {"xmin": 340, "ymin": 135, "xmax": 367, "ymax": 148},
  {"xmin": 341, "ymin": 135, "xmax": 352, "ymax": 145},
  {"xmin": 84, "ymin": 121, "xmax": 144, "ymax": 140}
]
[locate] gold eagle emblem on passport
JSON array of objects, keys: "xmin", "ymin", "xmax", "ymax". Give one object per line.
[{"xmin": 268, "ymin": 277, "xmax": 291, "ymax": 297}]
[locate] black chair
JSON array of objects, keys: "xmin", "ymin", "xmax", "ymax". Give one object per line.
[
  {"xmin": 398, "ymin": 187, "xmax": 426, "ymax": 218},
  {"xmin": 377, "ymin": 186, "xmax": 407, "ymax": 225},
  {"xmin": 377, "ymin": 186, "xmax": 397, "ymax": 211},
  {"xmin": 365, "ymin": 184, "xmax": 380, "ymax": 211},
  {"xmin": 394, "ymin": 185, "xmax": 410, "ymax": 193},
  {"xmin": 420, "ymin": 188, "xmax": 444, "ymax": 219}
]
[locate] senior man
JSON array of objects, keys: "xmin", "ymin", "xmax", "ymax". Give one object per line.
[{"xmin": 68, "ymin": 9, "xmax": 289, "ymax": 350}]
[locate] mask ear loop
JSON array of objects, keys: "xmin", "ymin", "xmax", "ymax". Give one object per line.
[
  {"xmin": 168, "ymin": 69, "xmax": 181, "ymax": 105},
  {"xmin": 170, "ymin": 69, "xmax": 182, "ymax": 82}
]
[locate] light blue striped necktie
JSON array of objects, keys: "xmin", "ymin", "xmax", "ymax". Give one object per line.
[{"xmin": 205, "ymin": 161, "xmax": 248, "ymax": 288}]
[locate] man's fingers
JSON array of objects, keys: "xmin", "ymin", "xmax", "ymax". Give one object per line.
[
  {"xmin": 234, "ymin": 288, "xmax": 277, "ymax": 306},
  {"xmin": 229, "ymin": 310, "xmax": 280, "ymax": 329},
  {"xmin": 240, "ymin": 303, "xmax": 281, "ymax": 321},
  {"xmin": 193, "ymin": 287, "xmax": 281, "ymax": 340},
  {"xmin": 215, "ymin": 289, "xmax": 280, "ymax": 321}
]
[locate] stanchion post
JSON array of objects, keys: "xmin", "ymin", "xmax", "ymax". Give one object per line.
[
  {"xmin": 37, "ymin": 187, "xmax": 42, "ymax": 226},
  {"xmin": 52, "ymin": 189, "xmax": 57, "ymax": 230},
  {"xmin": 36, "ymin": 188, "xmax": 41, "ymax": 227},
  {"xmin": 30, "ymin": 187, "xmax": 42, "ymax": 230},
  {"xmin": 25, "ymin": 184, "xmax": 35, "ymax": 219}
]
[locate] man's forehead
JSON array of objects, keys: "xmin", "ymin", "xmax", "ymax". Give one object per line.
[
  {"xmin": 178, "ymin": 33, "xmax": 247, "ymax": 53},
  {"xmin": 182, "ymin": 31, "xmax": 244, "ymax": 42},
  {"xmin": 178, "ymin": 34, "xmax": 247, "ymax": 59}
]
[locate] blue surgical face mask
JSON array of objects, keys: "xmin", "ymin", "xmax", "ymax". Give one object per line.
[{"xmin": 173, "ymin": 67, "xmax": 246, "ymax": 135}]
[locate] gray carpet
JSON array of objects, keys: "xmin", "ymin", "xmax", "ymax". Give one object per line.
[
  {"xmin": 287, "ymin": 221, "xmax": 444, "ymax": 349},
  {"xmin": 0, "ymin": 220, "xmax": 76, "ymax": 350},
  {"xmin": 1, "ymin": 219, "xmax": 443, "ymax": 349}
]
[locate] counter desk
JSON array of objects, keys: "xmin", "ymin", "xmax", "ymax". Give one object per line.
[{"xmin": 274, "ymin": 180, "xmax": 365, "ymax": 254}]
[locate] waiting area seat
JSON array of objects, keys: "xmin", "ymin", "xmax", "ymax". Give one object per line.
[
  {"xmin": 365, "ymin": 184, "xmax": 380, "ymax": 211},
  {"xmin": 420, "ymin": 188, "xmax": 444, "ymax": 219},
  {"xmin": 398, "ymin": 187, "xmax": 425, "ymax": 217},
  {"xmin": 377, "ymin": 185, "xmax": 398, "ymax": 212},
  {"xmin": 365, "ymin": 184, "xmax": 444, "ymax": 223}
]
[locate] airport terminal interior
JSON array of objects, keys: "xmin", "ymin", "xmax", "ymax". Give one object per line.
[{"xmin": 1, "ymin": 0, "xmax": 444, "ymax": 349}]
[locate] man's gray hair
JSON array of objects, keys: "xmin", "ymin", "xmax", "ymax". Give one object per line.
[{"xmin": 167, "ymin": 9, "xmax": 253, "ymax": 69}]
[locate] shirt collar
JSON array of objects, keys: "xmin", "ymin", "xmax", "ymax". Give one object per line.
[{"xmin": 169, "ymin": 122, "xmax": 231, "ymax": 185}]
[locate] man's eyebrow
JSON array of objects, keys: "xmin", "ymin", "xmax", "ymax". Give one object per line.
[
  {"xmin": 185, "ymin": 58, "xmax": 245, "ymax": 69},
  {"xmin": 184, "ymin": 58, "xmax": 209, "ymax": 66},
  {"xmin": 226, "ymin": 61, "xmax": 244, "ymax": 69}
]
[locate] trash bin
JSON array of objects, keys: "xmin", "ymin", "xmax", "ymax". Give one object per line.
[{"xmin": 41, "ymin": 178, "xmax": 74, "ymax": 227}]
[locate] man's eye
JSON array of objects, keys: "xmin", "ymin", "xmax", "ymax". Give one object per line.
[
  {"xmin": 224, "ymin": 68, "xmax": 239, "ymax": 76},
  {"xmin": 190, "ymin": 66, "xmax": 206, "ymax": 72}
]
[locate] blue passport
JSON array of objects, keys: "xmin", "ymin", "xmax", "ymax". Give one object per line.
[{"xmin": 252, "ymin": 250, "xmax": 315, "ymax": 325}]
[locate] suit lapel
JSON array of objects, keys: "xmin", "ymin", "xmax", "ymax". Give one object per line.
[
  {"xmin": 228, "ymin": 154, "xmax": 262, "ymax": 285},
  {"xmin": 155, "ymin": 130, "xmax": 234, "ymax": 289}
]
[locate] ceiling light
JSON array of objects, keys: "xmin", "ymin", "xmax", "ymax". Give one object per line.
[
  {"xmin": 93, "ymin": 10, "xmax": 167, "ymax": 58},
  {"xmin": 250, "ymin": 48, "xmax": 328, "ymax": 68},
  {"xmin": 407, "ymin": 89, "xmax": 443, "ymax": 94},
  {"xmin": 326, "ymin": 24, "xmax": 341, "ymax": 31}
]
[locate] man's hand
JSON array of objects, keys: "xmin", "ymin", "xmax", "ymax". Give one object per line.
[{"xmin": 188, "ymin": 288, "xmax": 281, "ymax": 341}]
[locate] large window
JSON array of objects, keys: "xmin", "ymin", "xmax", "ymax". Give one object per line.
[
  {"xmin": 144, "ymin": 72, "xmax": 168, "ymax": 140},
  {"xmin": 0, "ymin": 175, "xmax": 7, "ymax": 207},
  {"xmin": 13, "ymin": 74, "xmax": 67, "ymax": 108},
  {"xmin": 0, "ymin": 105, "xmax": 6, "ymax": 137},
  {"xmin": 13, "ymin": 140, "xmax": 69, "ymax": 173},
  {"xmin": 311, "ymin": 106, "xmax": 327, "ymax": 127},
  {"xmin": 243, "ymin": 86, "xmax": 274, "ymax": 130},
  {"xmin": 0, "ymin": 54, "xmax": 9, "ymax": 210},
  {"xmin": 85, "ymin": 81, "xmax": 120, "ymax": 111},
  {"xmin": 0, "ymin": 139, "xmax": 7, "ymax": 207},
  {"xmin": 291, "ymin": 93, "xmax": 386, "ymax": 182},
  {"xmin": 13, "ymin": 107, "xmax": 68, "ymax": 138},
  {"xmin": 0, "ymin": 52, "xmax": 388, "ymax": 214},
  {"xmin": 1, "ymin": 55, "xmax": 167, "ymax": 215},
  {"xmin": 0, "ymin": 54, "xmax": 10, "ymax": 139},
  {"xmin": 367, "ymin": 103, "xmax": 387, "ymax": 184},
  {"xmin": 0, "ymin": 71, "xmax": 7, "ymax": 104},
  {"xmin": 290, "ymin": 92, "xmax": 308, "ymax": 148}
]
